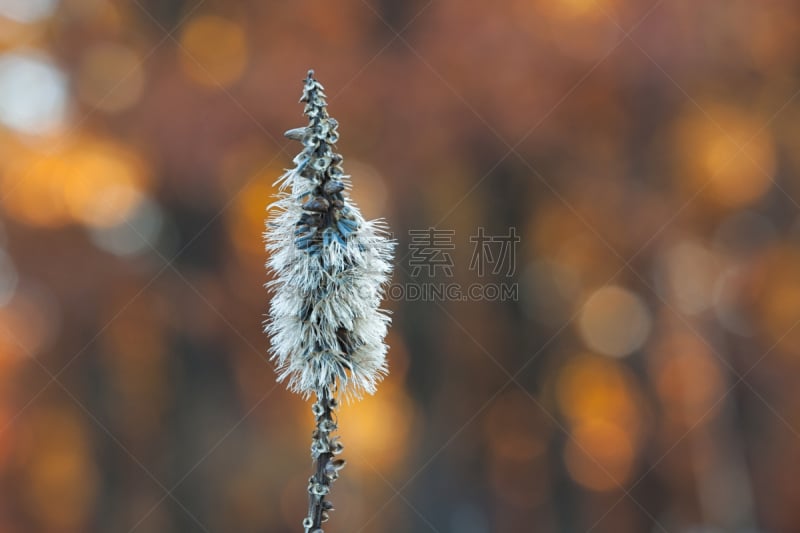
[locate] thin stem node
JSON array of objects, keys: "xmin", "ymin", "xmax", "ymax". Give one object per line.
[{"xmin": 304, "ymin": 385, "xmax": 342, "ymax": 532}]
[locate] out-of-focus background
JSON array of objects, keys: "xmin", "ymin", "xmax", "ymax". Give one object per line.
[{"xmin": 0, "ymin": 0, "xmax": 799, "ymax": 532}]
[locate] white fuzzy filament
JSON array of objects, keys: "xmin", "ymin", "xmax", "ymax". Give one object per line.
[{"xmin": 264, "ymin": 71, "xmax": 394, "ymax": 400}]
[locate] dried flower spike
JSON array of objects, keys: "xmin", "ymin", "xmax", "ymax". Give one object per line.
[
  {"xmin": 265, "ymin": 69, "xmax": 394, "ymax": 399},
  {"xmin": 264, "ymin": 70, "xmax": 394, "ymax": 533}
]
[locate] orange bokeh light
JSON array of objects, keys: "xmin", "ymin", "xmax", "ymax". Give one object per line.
[
  {"xmin": 0, "ymin": 137, "xmax": 149, "ymax": 228},
  {"xmin": 179, "ymin": 15, "xmax": 249, "ymax": 88},
  {"xmin": 556, "ymin": 353, "xmax": 643, "ymax": 435},
  {"xmin": 229, "ymin": 172, "xmax": 279, "ymax": 259},
  {"xmin": 556, "ymin": 354, "xmax": 645, "ymax": 491},
  {"xmin": 754, "ymin": 246, "xmax": 800, "ymax": 356},
  {"xmin": 564, "ymin": 418, "xmax": 635, "ymax": 492},
  {"xmin": 18, "ymin": 408, "xmax": 98, "ymax": 531},
  {"xmin": 677, "ymin": 106, "xmax": 776, "ymax": 208},
  {"xmin": 337, "ymin": 383, "xmax": 414, "ymax": 473}
]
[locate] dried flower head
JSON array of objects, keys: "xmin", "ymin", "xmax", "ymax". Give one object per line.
[{"xmin": 265, "ymin": 70, "xmax": 394, "ymax": 400}]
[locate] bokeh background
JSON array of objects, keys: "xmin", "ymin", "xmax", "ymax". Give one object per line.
[{"xmin": 0, "ymin": 0, "xmax": 799, "ymax": 532}]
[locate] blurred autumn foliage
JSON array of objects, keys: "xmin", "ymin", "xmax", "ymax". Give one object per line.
[{"xmin": 0, "ymin": 0, "xmax": 799, "ymax": 532}]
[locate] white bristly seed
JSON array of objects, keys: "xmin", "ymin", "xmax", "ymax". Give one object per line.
[{"xmin": 264, "ymin": 70, "xmax": 394, "ymax": 401}]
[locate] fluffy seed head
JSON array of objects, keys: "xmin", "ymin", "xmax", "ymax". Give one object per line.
[{"xmin": 264, "ymin": 70, "xmax": 394, "ymax": 400}]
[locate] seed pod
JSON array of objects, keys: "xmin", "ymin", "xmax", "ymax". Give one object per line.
[
  {"xmin": 302, "ymin": 134, "xmax": 317, "ymax": 148},
  {"xmin": 299, "ymin": 212, "xmax": 322, "ymax": 227},
  {"xmin": 313, "ymin": 156, "xmax": 331, "ymax": 171},
  {"xmin": 284, "ymin": 127, "xmax": 307, "ymax": 141},
  {"xmin": 311, "ymin": 483, "xmax": 329, "ymax": 496},
  {"xmin": 303, "ymin": 197, "xmax": 330, "ymax": 212},
  {"xmin": 330, "ymin": 438, "xmax": 344, "ymax": 455},
  {"xmin": 319, "ymin": 419, "xmax": 337, "ymax": 432},
  {"xmin": 323, "ymin": 180, "xmax": 345, "ymax": 194},
  {"xmin": 311, "ymin": 439, "xmax": 328, "ymax": 455}
]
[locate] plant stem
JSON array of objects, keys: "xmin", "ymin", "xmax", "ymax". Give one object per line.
[{"xmin": 304, "ymin": 385, "xmax": 344, "ymax": 532}]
